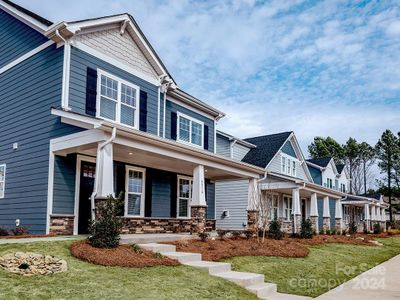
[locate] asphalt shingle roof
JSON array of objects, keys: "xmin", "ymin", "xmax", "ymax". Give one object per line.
[
  {"xmin": 241, "ymin": 132, "xmax": 292, "ymax": 168},
  {"xmin": 336, "ymin": 164, "xmax": 345, "ymax": 174},
  {"xmin": 306, "ymin": 157, "xmax": 332, "ymax": 168},
  {"xmin": 4, "ymin": 0, "xmax": 53, "ymax": 26}
]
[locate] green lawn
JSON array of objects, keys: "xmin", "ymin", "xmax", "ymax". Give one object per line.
[
  {"xmin": 0, "ymin": 241, "xmax": 257, "ymax": 300},
  {"xmin": 225, "ymin": 237, "xmax": 400, "ymax": 297}
]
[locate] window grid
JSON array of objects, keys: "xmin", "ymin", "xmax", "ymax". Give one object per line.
[
  {"xmin": 177, "ymin": 176, "xmax": 193, "ymax": 218},
  {"xmin": 125, "ymin": 167, "xmax": 145, "ymax": 217},
  {"xmin": 177, "ymin": 113, "xmax": 204, "ymax": 148}
]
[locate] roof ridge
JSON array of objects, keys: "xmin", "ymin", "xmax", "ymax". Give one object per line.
[{"xmin": 244, "ymin": 131, "xmax": 292, "ymax": 141}]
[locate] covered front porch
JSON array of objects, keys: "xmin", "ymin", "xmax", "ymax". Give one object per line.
[
  {"xmin": 47, "ymin": 119, "xmax": 264, "ymax": 235},
  {"xmin": 248, "ymin": 172, "xmax": 345, "ymax": 234}
]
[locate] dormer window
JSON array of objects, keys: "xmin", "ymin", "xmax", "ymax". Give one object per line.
[
  {"xmin": 97, "ymin": 70, "xmax": 140, "ymax": 128},
  {"xmin": 281, "ymin": 154, "xmax": 297, "ymax": 177}
]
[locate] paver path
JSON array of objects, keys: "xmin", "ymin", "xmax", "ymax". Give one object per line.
[{"xmin": 316, "ymin": 254, "xmax": 400, "ymax": 300}]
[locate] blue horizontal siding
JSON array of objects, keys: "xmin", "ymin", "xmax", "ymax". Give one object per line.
[
  {"xmin": 151, "ymin": 170, "xmax": 172, "ymax": 218},
  {"xmin": 69, "ymin": 47, "xmax": 159, "ymax": 135},
  {"xmin": 282, "ymin": 141, "xmax": 296, "ymax": 157},
  {"xmin": 165, "ymin": 100, "xmax": 215, "ymax": 152},
  {"xmin": 308, "ymin": 166, "xmax": 322, "ymax": 185},
  {"xmin": 0, "ymin": 9, "xmax": 48, "ymax": 68},
  {"xmin": 206, "ymin": 181, "xmax": 215, "ymax": 219},
  {"xmin": 0, "ymin": 44, "xmax": 83, "ymax": 233},
  {"xmin": 317, "ymin": 198, "xmax": 339, "ymax": 230}
]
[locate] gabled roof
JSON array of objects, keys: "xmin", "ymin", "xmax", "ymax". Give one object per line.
[
  {"xmin": 216, "ymin": 130, "xmax": 257, "ymax": 149},
  {"xmin": 336, "ymin": 164, "xmax": 345, "ymax": 174},
  {"xmin": 306, "ymin": 157, "xmax": 332, "ymax": 168},
  {"xmin": 2, "ymin": 0, "xmax": 53, "ymax": 26},
  {"xmin": 241, "ymin": 132, "xmax": 292, "ymax": 168}
]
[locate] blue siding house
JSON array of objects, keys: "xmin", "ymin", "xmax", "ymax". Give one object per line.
[{"xmin": 0, "ymin": 0, "xmax": 264, "ymax": 235}]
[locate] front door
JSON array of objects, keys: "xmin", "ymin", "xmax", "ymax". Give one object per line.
[{"xmin": 78, "ymin": 161, "xmax": 96, "ymax": 234}]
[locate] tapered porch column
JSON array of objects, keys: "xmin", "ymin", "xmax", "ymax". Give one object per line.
[
  {"xmin": 310, "ymin": 193, "xmax": 319, "ymax": 233},
  {"xmin": 371, "ymin": 205, "xmax": 376, "ymax": 222},
  {"xmin": 247, "ymin": 178, "xmax": 259, "ymax": 231},
  {"xmin": 335, "ymin": 199, "xmax": 343, "ymax": 233},
  {"xmin": 94, "ymin": 142, "xmax": 114, "ymax": 219},
  {"xmin": 364, "ymin": 204, "xmax": 370, "ymax": 232},
  {"xmin": 191, "ymin": 165, "xmax": 207, "ymax": 233},
  {"xmin": 322, "ymin": 196, "xmax": 330, "ymax": 231},
  {"xmin": 292, "ymin": 188, "xmax": 301, "ymax": 234}
]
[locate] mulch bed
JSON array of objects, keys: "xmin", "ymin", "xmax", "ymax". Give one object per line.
[
  {"xmin": 0, "ymin": 234, "xmax": 57, "ymax": 239},
  {"xmin": 70, "ymin": 241, "xmax": 180, "ymax": 268},
  {"xmin": 168, "ymin": 237, "xmax": 310, "ymax": 261},
  {"xmin": 292, "ymin": 234, "xmax": 377, "ymax": 246}
]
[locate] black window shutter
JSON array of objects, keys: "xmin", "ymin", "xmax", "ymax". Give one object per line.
[
  {"xmin": 171, "ymin": 112, "xmax": 177, "ymax": 140},
  {"xmin": 85, "ymin": 68, "xmax": 97, "ymax": 116},
  {"xmin": 139, "ymin": 91, "xmax": 147, "ymax": 131},
  {"xmin": 204, "ymin": 125, "xmax": 209, "ymax": 150},
  {"xmin": 170, "ymin": 174, "xmax": 177, "ymax": 218},
  {"xmin": 114, "ymin": 163, "xmax": 125, "ymax": 216}
]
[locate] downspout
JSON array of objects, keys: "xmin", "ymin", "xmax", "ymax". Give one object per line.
[
  {"xmin": 55, "ymin": 29, "xmax": 71, "ymax": 111},
  {"xmin": 90, "ymin": 127, "xmax": 117, "ymax": 220}
]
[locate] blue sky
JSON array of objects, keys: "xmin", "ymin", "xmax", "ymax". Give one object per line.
[{"xmin": 15, "ymin": 0, "xmax": 400, "ymax": 153}]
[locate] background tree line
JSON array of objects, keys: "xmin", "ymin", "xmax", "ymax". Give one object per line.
[{"xmin": 308, "ymin": 129, "xmax": 400, "ymax": 221}]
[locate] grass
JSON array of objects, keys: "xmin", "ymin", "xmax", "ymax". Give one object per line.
[
  {"xmin": 225, "ymin": 237, "xmax": 400, "ymax": 297},
  {"xmin": 0, "ymin": 241, "xmax": 257, "ymax": 300}
]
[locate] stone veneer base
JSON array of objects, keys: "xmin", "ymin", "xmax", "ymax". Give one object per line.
[
  {"xmin": 49, "ymin": 216, "xmax": 74, "ymax": 235},
  {"xmin": 310, "ymin": 216, "xmax": 319, "ymax": 233},
  {"xmin": 323, "ymin": 217, "xmax": 331, "ymax": 231}
]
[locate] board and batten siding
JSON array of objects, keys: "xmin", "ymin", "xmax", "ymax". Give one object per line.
[
  {"xmin": 232, "ymin": 143, "xmax": 251, "ymax": 161},
  {"xmin": 164, "ymin": 99, "xmax": 215, "ymax": 152},
  {"xmin": 68, "ymin": 46, "xmax": 159, "ymax": 135},
  {"xmin": 216, "ymin": 134, "xmax": 231, "ymax": 158},
  {"xmin": 0, "ymin": 9, "xmax": 48, "ymax": 68},
  {"xmin": 0, "ymin": 44, "xmax": 83, "ymax": 233},
  {"xmin": 215, "ymin": 179, "xmax": 248, "ymax": 230}
]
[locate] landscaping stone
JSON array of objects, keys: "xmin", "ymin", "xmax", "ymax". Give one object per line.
[{"xmin": 0, "ymin": 252, "xmax": 67, "ymax": 276}]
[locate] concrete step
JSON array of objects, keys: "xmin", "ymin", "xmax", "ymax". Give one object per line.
[
  {"xmin": 246, "ymin": 282, "xmax": 278, "ymax": 298},
  {"xmin": 161, "ymin": 251, "xmax": 202, "ymax": 263},
  {"xmin": 266, "ymin": 292, "xmax": 312, "ymax": 300},
  {"xmin": 214, "ymin": 271, "xmax": 264, "ymax": 287},
  {"xmin": 183, "ymin": 260, "xmax": 231, "ymax": 275},
  {"xmin": 138, "ymin": 243, "xmax": 176, "ymax": 253}
]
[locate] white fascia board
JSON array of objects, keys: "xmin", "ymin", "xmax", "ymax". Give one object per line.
[
  {"xmin": 0, "ymin": 1, "xmax": 49, "ymax": 34},
  {"xmin": 72, "ymin": 41, "xmax": 161, "ymax": 87},
  {"xmin": 305, "ymin": 161, "xmax": 325, "ymax": 170},
  {"xmin": 51, "ymin": 108, "xmax": 103, "ymax": 128},
  {"xmin": 50, "ymin": 129, "xmax": 108, "ymax": 152},
  {"xmin": 0, "ymin": 40, "xmax": 54, "ymax": 75},
  {"xmin": 166, "ymin": 96, "xmax": 217, "ymax": 120}
]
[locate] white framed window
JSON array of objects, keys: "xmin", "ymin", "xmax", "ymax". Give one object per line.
[
  {"xmin": 0, "ymin": 164, "xmax": 5, "ymax": 199},
  {"xmin": 125, "ymin": 166, "xmax": 146, "ymax": 217},
  {"xmin": 270, "ymin": 193, "xmax": 279, "ymax": 220},
  {"xmin": 283, "ymin": 196, "xmax": 293, "ymax": 221},
  {"xmin": 177, "ymin": 176, "xmax": 193, "ymax": 218},
  {"xmin": 340, "ymin": 183, "xmax": 346, "ymax": 193},
  {"xmin": 281, "ymin": 154, "xmax": 297, "ymax": 177},
  {"xmin": 97, "ymin": 70, "xmax": 140, "ymax": 129},
  {"xmin": 344, "ymin": 206, "xmax": 350, "ymax": 224},
  {"xmin": 327, "ymin": 178, "xmax": 333, "ymax": 189},
  {"xmin": 177, "ymin": 112, "xmax": 204, "ymax": 148}
]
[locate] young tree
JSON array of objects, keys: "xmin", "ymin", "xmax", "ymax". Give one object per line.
[
  {"xmin": 308, "ymin": 136, "xmax": 344, "ymax": 163},
  {"xmin": 358, "ymin": 142, "xmax": 376, "ymax": 194},
  {"xmin": 375, "ymin": 130, "xmax": 400, "ymax": 222},
  {"xmin": 343, "ymin": 138, "xmax": 360, "ymax": 194}
]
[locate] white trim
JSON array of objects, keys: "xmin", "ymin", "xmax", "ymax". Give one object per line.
[
  {"xmin": 167, "ymin": 96, "xmax": 215, "ymax": 120},
  {"xmin": 72, "ymin": 41, "xmax": 160, "ymax": 86},
  {"xmin": 73, "ymin": 155, "xmax": 96, "ymax": 235},
  {"xmin": 213, "ymin": 120, "xmax": 217, "ymax": 153},
  {"xmin": 163, "ymin": 91, "xmax": 166, "ymax": 138},
  {"xmin": 0, "ymin": 164, "xmax": 6, "ymax": 199},
  {"xmin": 61, "ymin": 40, "xmax": 71, "ymax": 110},
  {"xmin": 124, "ymin": 165, "xmax": 146, "ymax": 217},
  {"xmin": 0, "ymin": 40, "xmax": 54, "ymax": 75},
  {"xmin": 177, "ymin": 175, "xmax": 193, "ymax": 219},
  {"xmin": 177, "ymin": 112, "xmax": 204, "ymax": 149},
  {"xmin": 157, "ymin": 86, "xmax": 160, "ymax": 136},
  {"xmin": 0, "ymin": 1, "xmax": 49, "ymax": 34},
  {"xmin": 280, "ymin": 153, "xmax": 299, "ymax": 177},
  {"xmin": 45, "ymin": 151, "xmax": 54, "ymax": 234},
  {"xmin": 96, "ymin": 69, "xmax": 140, "ymax": 130}
]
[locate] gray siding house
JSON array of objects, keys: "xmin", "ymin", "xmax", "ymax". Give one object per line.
[{"xmin": 0, "ymin": 0, "xmax": 264, "ymax": 234}]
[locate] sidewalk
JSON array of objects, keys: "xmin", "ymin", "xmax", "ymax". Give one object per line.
[{"xmin": 316, "ymin": 254, "xmax": 400, "ymax": 300}]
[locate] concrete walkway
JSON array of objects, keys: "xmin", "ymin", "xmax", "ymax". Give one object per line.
[
  {"xmin": 316, "ymin": 254, "xmax": 400, "ymax": 300},
  {"xmin": 0, "ymin": 235, "xmax": 83, "ymax": 245},
  {"xmin": 120, "ymin": 233, "xmax": 197, "ymax": 244}
]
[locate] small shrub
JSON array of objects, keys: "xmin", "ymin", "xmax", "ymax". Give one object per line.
[
  {"xmin": 217, "ymin": 230, "xmax": 229, "ymax": 240},
  {"xmin": 11, "ymin": 226, "xmax": 29, "ymax": 236},
  {"xmin": 331, "ymin": 229, "xmax": 337, "ymax": 235},
  {"xmin": 198, "ymin": 231, "xmax": 210, "ymax": 242},
  {"xmin": 131, "ymin": 244, "xmax": 142, "ymax": 253},
  {"xmin": 88, "ymin": 194, "xmax": 124, "ymax": 248},
  {"xmin": 325, "ymin": 229, "xmax": 331, "ymax": 235},
  {"xmin": 342, "ymin": 229, "xmax": 348, "ymax": 236},
  {"xmin": 348, "ymin": 221, "xmax": 358, "ymax": 234},
  {"xmin": 231, "ymin": 231, "xmax": 242, "ymax": 240},
  {"xmin": 290, "ymin": 232, "xmax": 300, "ymax": 238},
  {"xmin": 153, "ymin": 251, "xmax": 163, "ymax": 259},
  {"xmin": 300, "ymin": 219, "xmax": 314, "ymax": 239},
  {"xmin": 0, "ymin": 228, "xmax": 9, "ymax": 236},
  {"xmin": 244, "ymin": 229, "xmax": 255, "ymax": 240},
  {"xmin": 268, "ymin": 219, "xmax": 283, "ymax": 240},
  {"xmin": 319, "ymin": 229, "xmax": 325, "ymax": 235},
  {"xmin": 373, "ymin": 223, "xmax": 382, "ymax": 234}
]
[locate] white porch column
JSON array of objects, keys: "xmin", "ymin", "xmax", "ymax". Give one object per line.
[
  {"xmin": 191, "ymin": 165, "xmax": 207, "ymax": 207},
  {"xmin": 371, "ymin": 205, "xmax": 376, "ymax": 221},
  {"xmin": 381, "ymin": 208, "xmax": 386, "ymax": 221},
  {"xmin": 364, "ymin": 204, "xmax": 370, "ymax": 232},
  {"xmin": 292, "ymin": 188, "xmax": 301, "ymax": 233},
  {"xmin": 95, "ymin": 142, "xmax": 114, "ymax": 199},
  {"xmin": 323, "ymin": 196, "xmax": 330, "ymax": 231},
  {"xmin": 376, "ymin": 206, "xmax": 381, "ymax": 221},
  {"xmin": 247, "ymin": 178, "xmax": 259, "ymax": 231},
  {"xmin": 310, "ymin": 193, "xmax": 319, "ymax": 233},
  {"xmin": 335, "ymin": 199, "xmax": 343, "ymax": 232}
]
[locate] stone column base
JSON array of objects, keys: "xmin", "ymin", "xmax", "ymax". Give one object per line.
[
  {"xmin": 310, "ymin": 216, "xmax": 319, "ymax": 233},
  {"xmin": 293, "ymin": 214, "xmax": 302, "ymax": 234},
  {"xmin": 335, "ymin": 218, "xmax": 342, "ymax": 234},
  {"xmin": 247, "ymin": 210, "xmax": 259, "ymax": 232},
  {"xmin": 191, "ymin": 206, "xmax": 207, "ymax": 233},
  {"xmin": 323, "ymin": 217, "xmax": 331, "ymax": 232}
]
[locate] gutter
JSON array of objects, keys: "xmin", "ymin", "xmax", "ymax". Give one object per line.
[{"xmin": 90, "ymin": 127, "xmax": 117, "ymax": 220}]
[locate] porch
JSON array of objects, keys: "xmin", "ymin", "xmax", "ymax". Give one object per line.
[{"xmin": 47, "ymin": 117, "xmax": 264, "ymax": 235}]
